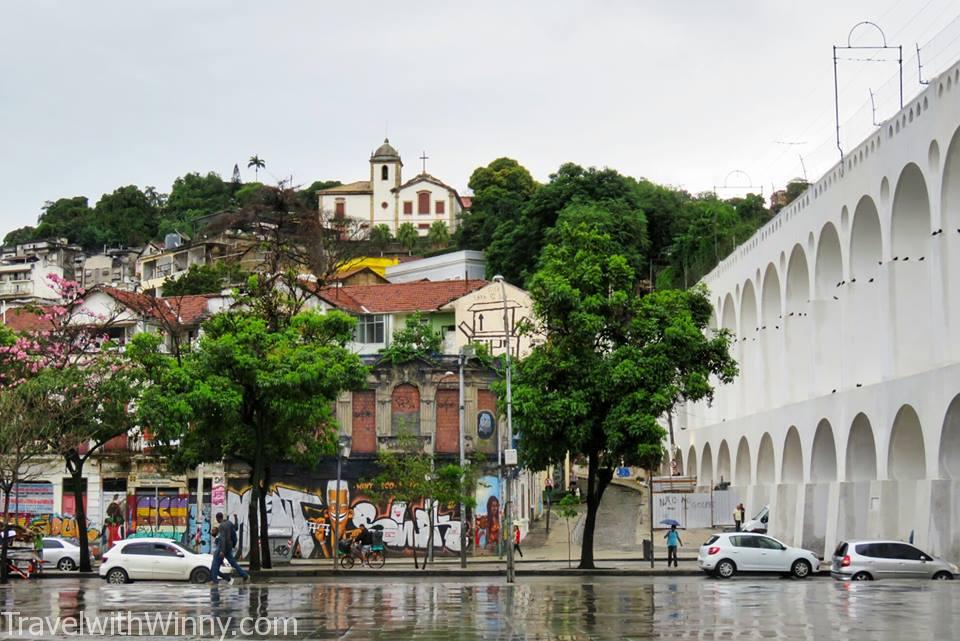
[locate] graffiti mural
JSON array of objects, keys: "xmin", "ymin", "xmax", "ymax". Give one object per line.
[
  {"xmin": 474, "ymin": 475, "xmax": 502, "ymax": 552},
  {"xmin": 127, "ymin": 493, "xmax": 189, "ymax": 542},
  {"xmin": 11, "ymin": 513, "xmax": 102, "ymax": 557},
  {"xmin": 225, "ymin": 481, "xmax": 467, "ymax": 560}
]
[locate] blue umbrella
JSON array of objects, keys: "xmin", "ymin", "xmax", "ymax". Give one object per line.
[{"xmin": 659, "ymin": 519, "xmax": 681, "ymax": 527}]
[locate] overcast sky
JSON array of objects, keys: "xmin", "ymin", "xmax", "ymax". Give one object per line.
[{"xmin": 2, "ymin": 1, "xmax": 959, "ymax": 236}]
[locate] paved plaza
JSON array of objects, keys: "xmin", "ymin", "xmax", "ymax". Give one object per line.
[{"xmin": 0, "ymin": 575, "xmax": 956, "ymax": 640}]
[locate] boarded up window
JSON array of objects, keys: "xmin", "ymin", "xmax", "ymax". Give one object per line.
[
  {"xmin": 391, "ymin": 384, "xmax": 421, "ymax": 435},
  {"xmin": 351, "ymin": 390, "xmax": 377, "ymax": 454},
  {"xmin": 417, "ymin": 191, "xmax": 430, "ymax": 214},
  {"xmin": 435, "ymin": 388, "xmax": 459, "ymax": 454},
  {"xmin": 435, "ymin": 200, "xmax": 445, "ymax": 214}
]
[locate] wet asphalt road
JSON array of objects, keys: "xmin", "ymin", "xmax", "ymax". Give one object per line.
[{"xmin": 0, "ymin": 575, "xmax": 956, "ymax": 640}]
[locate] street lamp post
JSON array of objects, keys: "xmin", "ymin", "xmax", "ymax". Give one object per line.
[
  {"xmin": 458, "ymin": 345, "xmax": 474, "ymax": 568},
  {"xmin": 332, "ymin": 434, "xmax": 352, "ymax": 572},
  {"xmin": 493, "ymin": 274, "xmax": 516, "ymax": 584}
]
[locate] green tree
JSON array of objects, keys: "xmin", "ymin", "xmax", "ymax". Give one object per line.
[
  {"xmin": 161, "ymin": 262, "xmax": 247, "ymax": 296},
  {"xmin": 508, "ymin": 222, "xmax": 737, "ymax": 568},
  {"xmin": 396, "ymin": 222, "xmax": 419, "ymax": 254},
  {"xmin": 426, "ymin": 221, "xmax": 449, "ymax": 248},
  {"xmin": 2, "ymin": 226, "xmax": 37, "ymax": 245},
  {"xmin": 248, "ymin": 155, "xmax": 266, "ymax": 181},
  {"xmin": 556, "ymin": 494, "xmax": 580, "ymax": 568},
  {"xmin": 132, "ymin": 309, "xmax": 368, "ymax": 571},
  {"xmin": 34, "ymin": 197, "xmax": 94, "ymax": 246},
  {"xmin": 160, "ymin": 172, "xmax": 236, "ymax": 236},
  {"xmin": 457, "ymin": 157, "xmax": 537, "ymax": 251},
  {"xmin": 0, "ymin": 386, "xmax": 55, "ymax": 583},
  {"xmin": 91, "ymin": 185, "xmax": 162, "ymax": 247},
  {"xmin": 379, "ymin": 312, "xmax": 441, "ymax": 365},
  {"xmin": 369, "ymin": 224, "xmax": 393, "ymax": 255},
  {"xmin": 486, "ymin": 163, "xmax": 650, "ymax": 285}
]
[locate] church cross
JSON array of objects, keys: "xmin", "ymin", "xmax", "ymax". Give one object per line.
[{"xmin": 419, "ymin": 151, "xmax": 429, "ymax": 174}]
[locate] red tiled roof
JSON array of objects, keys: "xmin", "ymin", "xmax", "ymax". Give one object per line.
[
  {"xmin": 317, "ymin": 279, "xmax": 487, "ymax": 314},
  {"xmin": 461, "ymin": 196, "xmax": 473, "ymax": 209},
  {"xmin": 161, "ymin": 294, "xmax": 214, "ymax": 326},
  {"xmin": 1, "ymin": 307, "xmax": 54, "ymax": 332}
]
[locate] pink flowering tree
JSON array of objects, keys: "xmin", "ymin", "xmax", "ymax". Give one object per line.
[{"xmin": 0, "ymin": 275, "xmax": 145, "ymax": 573}]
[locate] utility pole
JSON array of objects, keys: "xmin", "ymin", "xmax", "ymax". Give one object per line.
[{"xmin": 494, "ymin": 275, "xmax": 516, "ymax": 583}]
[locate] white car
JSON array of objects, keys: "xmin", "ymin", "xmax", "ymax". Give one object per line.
[
  {"xmin": 99, "ymin": 538, "xmax": 227, "ymax": 584},
  {"xmin": 41, "ymin": 537, "xmax": 81, "ymax": 571},
  {"xmin": 698, "ymin": 532, "xmax": 820, "ymax": 579}
]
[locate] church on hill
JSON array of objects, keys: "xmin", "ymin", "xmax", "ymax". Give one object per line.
[{"xmin": 317, "ymin": 139, "xmax": 466, "ymax": 236}]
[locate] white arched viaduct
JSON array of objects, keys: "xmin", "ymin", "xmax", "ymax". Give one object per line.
[{"xmin": 679, "ymin": 60, "xmax": 960, "ymax": 560}]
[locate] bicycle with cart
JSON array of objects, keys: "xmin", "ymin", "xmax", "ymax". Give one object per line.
[{"xmin": 339, "ymin": 530, "xmax": 385, "ymax": 569}]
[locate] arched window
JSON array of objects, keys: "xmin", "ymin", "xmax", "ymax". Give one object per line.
[
  {"xmin": 381, "ymin": 165, "xmax": 389, "ymax": 181},
  {"xmin": 417, "ymin": 191, "xmax": 430, "ymax": 214}
]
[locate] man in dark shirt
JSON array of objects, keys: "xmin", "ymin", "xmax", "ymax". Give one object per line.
[{"xmin": 210, "ymin": 513, "xmax": 250, "ymax": 584}]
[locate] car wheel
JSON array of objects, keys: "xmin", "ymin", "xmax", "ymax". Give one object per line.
[
  {"xmin": 851, "ymin": 571, "xmax": 872, "ymax": 581},
  {"xmin": 791, "ymin": 559, "xmax": 812, "ymax": 579},
  {"xmin": 715, "ymin": 559, "xmax": 736, "ymax": 579},
  {"xmin": 190, "ymin": 567, "xmax": 211, "ymax": 584},
  {"xmin": 106, "ymin": 568, "xmax": 129, "ymax": 585},
  {"xmin": 933, "ymin": 571, "xmax": 954, "ymax": 581},
  {"xmin": 57, "ymin": 557, "xmax": 77, "ymax": 571}
]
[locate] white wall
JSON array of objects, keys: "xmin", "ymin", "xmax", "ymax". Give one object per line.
[{"xmin": 678, "ymin": 60, "xmax": 960, "ymax": 559}]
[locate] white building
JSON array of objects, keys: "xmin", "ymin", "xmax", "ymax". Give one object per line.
[
  {"xmin": 317, "ymin": 139, "xmax": 465, "ymax": 236},
  {"xmin": 677, "ymin": 59, "xmax": 960, "ymax": 562},
  {"xmin": 385, "ymin": 250, "xmax": 486, "ymax": 283},
  {"xmin": 0, "ymin": 238, "xmax": 81, "ymax": 303}
]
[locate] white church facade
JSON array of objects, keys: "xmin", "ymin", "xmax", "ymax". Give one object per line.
[
  {"xmin": 317, "ymin": 139, "xmax": 465, "ymax": 236},
  {"xmin": 677, "ymin": 58, "xmax": 960, "ymax": 563}
]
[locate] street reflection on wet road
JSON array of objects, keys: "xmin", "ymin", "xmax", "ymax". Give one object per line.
[{"xmin": 0, "ymin": 576, "xmax": 956, "ymax": 640}]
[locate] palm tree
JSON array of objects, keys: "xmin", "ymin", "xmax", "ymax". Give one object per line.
[
  {"xmin": 427, "ymin": 221, "xmax": 449, "ymax": 248},
  {"xmin": 370, "ymin": 224, "xmax": 393, "ymax": 256},
  {"xmin": 247, "ymin": 155, "xmax": 266, "ymax": 181},
  {"xmin": 397, "ymin": 223, "xmax": 419, "ymax": 254}
]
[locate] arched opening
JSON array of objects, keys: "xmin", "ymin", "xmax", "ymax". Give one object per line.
[
  {"xmin": 740, "ymin": 280, "xmax": 758, "ymax": 338},
  {"xmin": 381, "ymin": 164, "xmax": 389, "ymax": 181},
  {"xmin": 687, "ymin": 446, "xmax": 698, "ymax": 479},
  {"xmin": 735, "ymin": 436, "xmax": 751, "ymax": 486},
  {"xmin": 785, "ymin": 244, "xmax": 812, "ymax": 402},
  {"xmin": 785, "ymin": 244, "xmax": 810, "ymax": 310},
  {"xmin": 757, "ymin": 433, "xmax": 775, "ymax": 484},
  {"xmin": 761, "ymin": 264, "xmax": 781, "ymax": 327},
  {"xmin": 391, "ymin": 383, "xmax": 421, "ymax": 435},
  {"xmin": 673, "ymin": 448, "xmax": 684, "ymax": 478},
  {"xmin": 891, "ymin": 163, "xmax": 930, "ymax": 258},
  {"xmin": 938, "ymin": 394, "xmax": 960, "ymax": 479},
  {"xmin": 814, "ymin": 223, "xmax": 842, "ymax": 299},
  {"xmin": 888, "ymin": 405, "xmax": 927, "ymax": 480},
  {"xmin": 891, "ymin": 164, "xmax": 933, "ymax": 376},
  {"xmin": 717, "ymin": 440, "xmax": 732, "ymax": 484},
  {"xmin": 813, "ymin": 223, "xmax": 843, "ymax": 396},
  {"xmin": 848, "ymin": 195, "xmax": 885, "ymax": 387},
  {"xmin": 701, "ymin": 443, "xmax": 714, "ymax": 486},
  {"xmin": 849, "ymin": 196, "xmax": 882, "ymax": 278},
  {"xmin": 846, "ymin": 413, "xmax": 878, "ymax": 481},
  {"xmin": 782, "ymin": 426, "xmax": 804, "ymax": 483},
  {"xmin": 721, "ymin": 293, "xmax": 736, "ymax": 332},
  {"xmin": 739, "ymin": 281, "xmax": 759, "ymax": 412},
  {"xmin": 942, "ymin": 127, "xmax": 960, "ymax": 357},
  {"xmin": 810, "ymin": 419, "xmax": 838, "ymax": 482}
]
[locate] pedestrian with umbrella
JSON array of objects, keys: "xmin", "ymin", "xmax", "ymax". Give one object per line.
[{"xmin": 662, "ymin": 521, "xmax": 682, "ymax": 568}]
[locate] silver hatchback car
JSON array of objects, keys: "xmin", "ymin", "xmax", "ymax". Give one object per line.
[{"xmin": 831, "ymin": 540, "xmax": 958, "ymax": 581}]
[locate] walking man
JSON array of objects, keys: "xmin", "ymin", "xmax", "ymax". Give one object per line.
[
  {"xmin": 664, "ymin": 524, "xmax": 682, "ymax": 567},
  {"xmin": 210, "ymin": 512, "xmax": 250, "ymax": 584}
]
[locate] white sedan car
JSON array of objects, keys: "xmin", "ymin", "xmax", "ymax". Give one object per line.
[
  {"xmin": 698, "ymin": 532, "xmax": 820, "ymax": 579},
  {"xmin": 99, "ymin": 538, "xmax": 227, "ymax": 584},
  {"xmin": 41, "ymin": 537, "xmax": 81, "ymax": 571}
]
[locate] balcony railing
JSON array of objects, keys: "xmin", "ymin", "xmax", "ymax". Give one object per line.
[{"xmin": 0, "ymin": 281, "xmax": 35, "ymax": 296}]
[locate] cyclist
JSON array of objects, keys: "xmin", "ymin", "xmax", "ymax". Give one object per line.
[{"xmin": 357, "ymin": 527, "xmax": 375, "ymax": 565}]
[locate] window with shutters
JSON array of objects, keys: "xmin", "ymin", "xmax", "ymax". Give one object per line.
[
  {"xmin": 417, "ymin": 191, "xmax": 430, "ymax": 214},
  {"xmin": 403, "ymin": 201, "xmax": 413, "ymax": 215},
  {"xmin": 435, "ymin": 200, "xmax": 445, "ymax": 214},
  {"xmin": 334, "ymin": 199, "xmax": 345, "ymax": 217}
]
